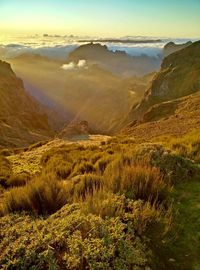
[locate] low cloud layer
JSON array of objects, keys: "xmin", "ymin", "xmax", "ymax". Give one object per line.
[
  {"xmin": 0, "ymin": 35, "xmax": 197, "ymax": 60},
  {"xmin": 61, "ymin": 59, "xmax": 87, "ymax": 70}
]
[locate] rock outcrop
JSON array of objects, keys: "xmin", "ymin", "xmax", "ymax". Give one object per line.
[{"xmin": 58, "ymin": 121, "xmax": 89, "ymax": 139}]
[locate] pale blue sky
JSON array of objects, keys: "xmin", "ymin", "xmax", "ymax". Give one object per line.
[{"xmin": 0, "ymin": 0, "xmax": 200, "ymax": 37}]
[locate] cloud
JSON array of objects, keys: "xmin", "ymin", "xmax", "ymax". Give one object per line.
[
  {"xmin": 61, "ymin": 62, "xmax": 76, "ymax": 70},
  {"xmin": 61, "ymin": 60, "xmax": 87, "ymax": 70},
  {"xmin": 77, "ymin": 59, "xmax": 86, "ymax": 68},
  {"xmin": 0, "ymin": 35, "xmax": 197, "ymax": 61}
]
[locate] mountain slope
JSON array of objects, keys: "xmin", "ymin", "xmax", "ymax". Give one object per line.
[
  {"xmin": 126, "ymin": 40, "xmax": 200, "ymax": 123},
  {"xmin": 0, "ymin": 60, "xmax": 53, "ymax": 147},
  {"xmin": 123, "ymin": 40, "xmax": 200, "ymax": 138}
]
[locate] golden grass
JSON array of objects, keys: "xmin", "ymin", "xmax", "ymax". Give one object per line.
[{"xmin": 2, "ymin": 174, "xmax": 68, "ymax": 215}]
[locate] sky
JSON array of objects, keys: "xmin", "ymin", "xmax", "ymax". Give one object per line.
[{"xmin": 0, "ymin": 0, "xmax": 200, "ymax": 38}]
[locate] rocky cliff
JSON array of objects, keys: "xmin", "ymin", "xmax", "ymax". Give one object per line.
[
  {"xmin": 58, "ymin": 121, "xmax": 89, "ymax": 139},
  {"xmin": 0, "ymin": 60, "xmax": 53, "ymax": 147}
]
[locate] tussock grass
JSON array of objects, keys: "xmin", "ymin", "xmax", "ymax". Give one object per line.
[
  {"xmin": 80, "ymin": 189, "xmax": 126, "ymax": 218},
  {"xmin": 73, "ymin": 161, "xmax": 96, "ymax": 175},
  {"xmin": 70, "ymin": 174, "xmax": 103, "ymax": 200},
  {"xmin": 3, "ymin": 174, "xmax": 68, "ymax": 215},
  {"xmin": 120, "ymin": 165, "xmax": 170, "ymax": 203},
  {"xmin": 0, "ymin": 156, "xmax": 12, "ymax": 187},
  {"xmin": 158, "ymin": 129, "xmax": 200, "ymax": 163},
  {"xmin": 0, "ymin": 148, "xmax": 13, "ymax": 156},
  {"xmin": 6, "ymin": 172, "xmax": 30, "ymax": 187}
]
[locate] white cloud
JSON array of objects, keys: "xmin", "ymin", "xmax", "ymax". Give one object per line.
[
  {"xmin": 61, "ymin": 62, "xmax": 76, "ymax": 70},
  {"xmin": 77, "ymin": 59, "xmax": 86, "ymax": 68},
  {"xmin": 61, "ymin": 60, "xmax": 87, "ymax": 71}
]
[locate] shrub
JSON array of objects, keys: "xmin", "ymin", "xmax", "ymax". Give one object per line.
[
  {"xmin": 0, "ymin": 204, "xmax": 155, "ymax": 270},
  {"xmin": 126, "ymin": 200, "xmax": 173, "ymax": 235},
  {"xmin": 134, "ymin": 143, "xmax": 200, "ymax": 183}
]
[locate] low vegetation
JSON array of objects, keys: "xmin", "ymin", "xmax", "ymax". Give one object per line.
[
  {"xmin": 158, "ymin": 129, "xmax": 200, "ymax": 164},
  {"xmin": 0, "ymin": 134, "xmax": 199, "ymax": 269}
]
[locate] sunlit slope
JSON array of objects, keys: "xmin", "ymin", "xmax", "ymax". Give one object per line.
[{"xmin": 123, "ymin": 90, "xmax": 200, "ymax": 139}]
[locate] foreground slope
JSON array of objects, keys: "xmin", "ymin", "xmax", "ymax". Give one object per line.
[
  {"xmin": 0, "ymin": 60, "xmax": 53, "ymax": 147},
  {"xmin": 0, "ymin": 134, "xmax": 200, "ymax": 270}
]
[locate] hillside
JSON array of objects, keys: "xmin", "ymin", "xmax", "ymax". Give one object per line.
[
  {"xmin": 123, "ymin": 90, "xmax": 200, "ymax": 139},
  {"xmin": 0, "ymin": 60, "xmax": 53, "ymax": 147},
  {"xmin": 125, "ymin": 40, "xmax": 200, "ymax": 129}
]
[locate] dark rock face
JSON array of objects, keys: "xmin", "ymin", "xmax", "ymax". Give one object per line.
[
  {"xmin": 0, "ymin": 61, "xmax": 15, "ymax": 77},
  {"xmin": 0, "ymin": 60, "xmax": 53, "ymax": 147},
  {"xmin": 163, "ymin": 41, "xmax": 192, "ymax": 57}
]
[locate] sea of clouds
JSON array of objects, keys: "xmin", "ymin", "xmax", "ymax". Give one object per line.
[{"xmin": 0, "ymin": 34, "xmax": 198, "ymax": 60}]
